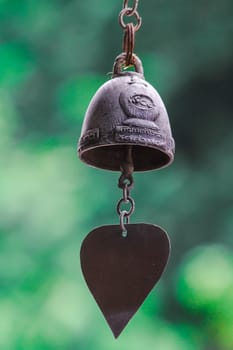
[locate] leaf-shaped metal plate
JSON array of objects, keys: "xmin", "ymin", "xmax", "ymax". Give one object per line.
[{"xmin": 80, "ymin": 224, "xmax": 170, "ymax": 338}]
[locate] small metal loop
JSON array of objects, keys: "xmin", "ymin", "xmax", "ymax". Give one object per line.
[
  {"xmin": 119, "ymin": 8, "xmax": 142, "ymax": 32},
  {"xmin": 112, "ymin": 53, "xmax": 144, "ymax": 76},
  {"xmin": 118, "ymin": 172, "xmax": 134, "ymax": 190},
  {"xmin": 117, "ymin": 196, "xmax": 135, "ymax": 217}
]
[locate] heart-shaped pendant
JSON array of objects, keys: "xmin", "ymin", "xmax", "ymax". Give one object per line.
[{"xmin": 80, "ymin": 223, "xmax": 170, "ymax": 338}]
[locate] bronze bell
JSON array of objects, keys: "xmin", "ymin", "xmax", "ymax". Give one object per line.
[{"xmin": 78, "ymin": 54, "xmax": 175, "ymax": 171}]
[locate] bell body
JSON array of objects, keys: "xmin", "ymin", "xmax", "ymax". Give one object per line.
[{"xmin": 78, "ymin": 69, "xmax": 175, "ymax": 171}]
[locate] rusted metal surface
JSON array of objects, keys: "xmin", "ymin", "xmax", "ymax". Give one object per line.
[{"xmin": 80, "ymin": 224, "xmax": 170, "ymax": 338}]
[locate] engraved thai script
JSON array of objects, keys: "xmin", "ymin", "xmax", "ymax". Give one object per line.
[
  {"xmin": 115, "ymin": 126, "xmax": 162, "ymax": 137},
  {"xmin": 115, "ymin": 134, "xmax": 165, "ymax": 146}
]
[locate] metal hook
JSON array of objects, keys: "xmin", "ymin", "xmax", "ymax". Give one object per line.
[{"xmin": 120, "ymin": 210, "xmax": 129, "ymax": 237}]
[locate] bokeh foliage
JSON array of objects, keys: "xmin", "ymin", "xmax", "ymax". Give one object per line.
[{"xmin": 0, "ymin": 1, "xmax": 233, "ymax": 349}]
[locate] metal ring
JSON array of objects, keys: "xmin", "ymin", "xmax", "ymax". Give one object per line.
[
  {"xmin": 119, "ymin": 8, "xmax": 142, "ymax": 32},
  {"xmin": 117, "ymin": 196, "xmax": 135, "ymax": 217},
  {"xmin": 112, "ymin": 53, "xmax": 144, "ymax": 76},
  {"xmin": 118, "ymin": 172, "xmax": 134, "ymax": 190}
]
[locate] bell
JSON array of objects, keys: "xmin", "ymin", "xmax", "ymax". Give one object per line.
[{"xmin": 78, "ymin": 54, "xmax": 175, "ymax": 171}]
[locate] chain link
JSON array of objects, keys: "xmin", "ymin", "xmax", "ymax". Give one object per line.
[
  {"xmin": 123, "ymin": 23, "xmax": 135, "ymax": 65},
  {"xmin": 123, "ymin": 0, "xmax": 139, "ymax": 15},
  {"xmin": 117, "ymin": 196, "xmax": 135, "ymax": 218},
  {"xmin": 117, "ymin": 183, "xmax": 135, "ymax": 238},
  {"xmin": 119, "ymin": 0, "xmax": 142, "ymax": 67},
  {"xmin": 119, "ymin": 8, "xmax": 142, "ymax": 32}
]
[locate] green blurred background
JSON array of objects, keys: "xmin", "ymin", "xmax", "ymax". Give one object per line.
[{"xmin": 0, "ymin": 1, "xmax": 233, "ymax": 349}]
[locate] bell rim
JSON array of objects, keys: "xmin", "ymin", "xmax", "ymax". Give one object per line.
[{"xmin": 78, "ymin": 142, "xmax": 175, "ymax": 172}]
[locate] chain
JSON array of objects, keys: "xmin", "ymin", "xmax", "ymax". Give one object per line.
[
  {"xmin": 117, "ymin": 146, "xmax": 135, "ymax": 237},
  {"xmin": 117, "ymin": 182, "xmax": 135, "ymax": 238},
  {"xmin": 119, "ymin": 0, "xmax": 142, "ymax": 66}
]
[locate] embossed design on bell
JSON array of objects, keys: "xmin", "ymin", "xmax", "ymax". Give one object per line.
[
  {"xmin": 78, "ymin": 56, "xmax": 175, "ymax": 171},
  {"xmin": 119, "ymin": 84, "xmax": 160, "ymax": 129}
]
